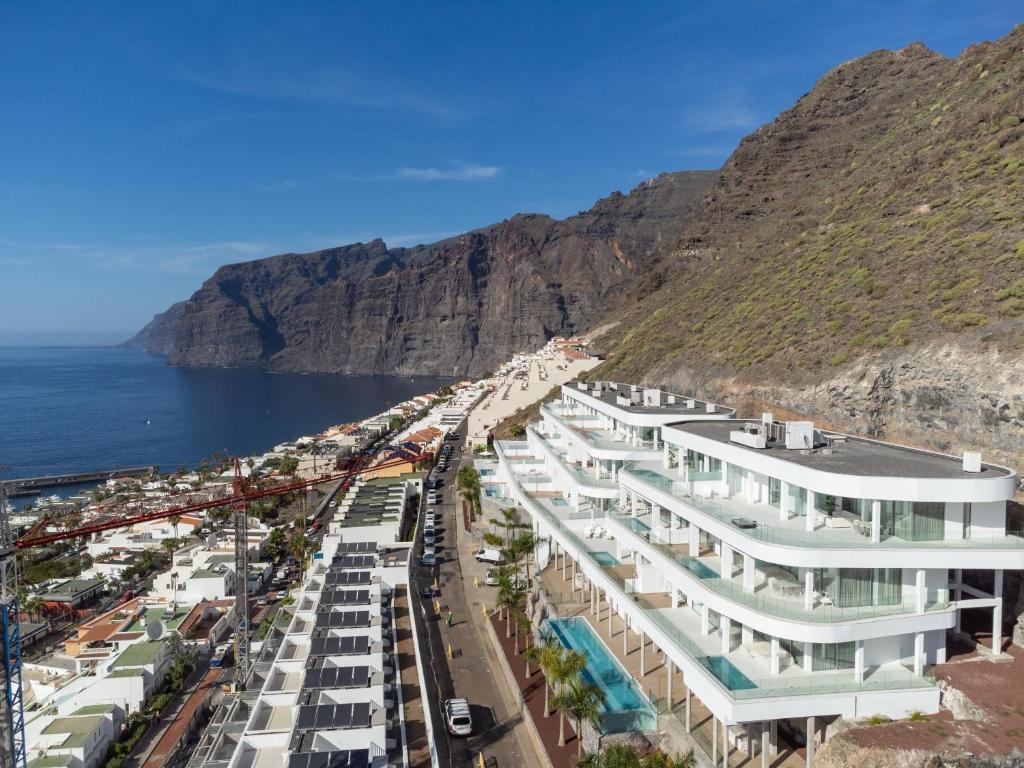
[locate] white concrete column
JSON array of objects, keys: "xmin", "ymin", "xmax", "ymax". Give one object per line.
[
  {"xmin": 742, "ymin": 624, "xmax": 754, "ymax": 646},
  {"xmin": 806, "ymin": 717, "xmax": 815, "ymax": 768},
  {"xmin": 770, "ymin": 720, "xmax": 778, "ymax": 755},
  {"xmin": 871, "ymin": 500, "xmax": 881, "ymax": 542},
  {"xmin": 916, "ymin": 568, "xmax": 927, "ymax": 613},
  {"xmin": 700, "ymin": 605, "xmax": 711, "ymax": 635},
  {"xmin": 666, "ymin": 659, "xmax": 673, "ymax": 708},
  {"xmin": 685, "ymin": 687, "xmax": 691, "ymax": 731},
  {"xmin": 779, "ymin": 480, "xmax": 790, "ymax": 520},
  {"xmin": 671, "ymin": 586, "xmax": 680, "ymax": 609},
  {"xmin": 743, "ymin": 554, "xmax": 756, "ymax": 593},
  {"xmin": 640, "ymin": 630, "xmax": 646, "ymax": 676},
  {"xmin": 689, "ymin": 523, "xmax": 700, "ymax": 556},
  {"xmin": 608, "ymin": 597, "xmax": 614, "ymax": 636},
  {"xmin": 720, "ymin": 542, "xmax": 733, "ymax": 579},
  {"xmin": 914, "ymin": 632, "xmax": 925, "ymax": 675},
  {"xmin": 723, "ymin": 721, "xmax": 730, "ymax": 767},
  {"xmin": 721, "ymin": 616, "xmax": 732, "ymax": 654},
  {"xmin": 803, "ymin": 641, "xmax": 813, "ymax": 672},
  {"xmin": 954, "ymin": 568, "xmax": 963, "ymax": 633},
  {"xmin": 663, "ymin": 442, "xmax": 671, "ymax": 469},
  {"xmin": 712, "ymin": 718, "xmax": 718, "ymax": 765},
  {"xmin": 631, "ymin": 492, "xmax": 638, "ymax": 517},
  {"xmin": 761, "ymin": 724, "xmax": 770, "ymax": 768},
  {"xmin": 623, "ymin": 615, "xmax": 629, "ymax": 654},
  {"xmin": 804, "ymin": 569, "xmax": 815, "ymax": 610},
  {"xmin": 770, "ymin": 637, "xmax": 781, "ymax": 674},
  {"xmin": 855, "ymin": 639, "xmax": 865, "ymax": 682},
  {"xmin": 993, "ymin": 569, "xmax": 1004, "ymax": 654}
]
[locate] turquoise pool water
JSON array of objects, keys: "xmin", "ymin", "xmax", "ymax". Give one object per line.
[
  {"xmin": 484, "ymin": 488, "xmax": 498, "ymax": 497},
  {"xmin": 544, "ymin": 618, "xmax": 657, "ymax": 733},
  {"xmin": 551, "ymin": 498, "xmax": 569, "ymax": 507},
  {"xmin": 588, "ymin": 551, "xmax": 620, "ymax": 566},
  {"xmin": 479, "ymin": 468, "xmax": 495, "ymax": 476},
  {"xmin": 701, "ymin": 656, "xmax": 757, "ymax": 690},
  {"xmin": 679, "ymin": 558, "xmax": 718, "ymax": 579}
]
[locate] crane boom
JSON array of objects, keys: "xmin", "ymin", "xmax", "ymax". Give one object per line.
[{"xmin": 14, "ymin": 455, "xmax": 409, "ymax": 549}]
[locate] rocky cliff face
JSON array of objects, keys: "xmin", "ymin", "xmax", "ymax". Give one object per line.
[
  {"xmin": 594, "ymin": 25, "xmax": 1024, "ymax": 467},
  {"xmin": 133, "ymin": 171, "xmax": 713, "ymax": 376},
  {"xmin": 123, "ymin": 301, "xmax": 187, "ymax": 356}
]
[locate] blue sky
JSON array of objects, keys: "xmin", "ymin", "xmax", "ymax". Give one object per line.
[{"xmin": 1, "ymin": 2, "xmax": 1019, "ymax": 344}]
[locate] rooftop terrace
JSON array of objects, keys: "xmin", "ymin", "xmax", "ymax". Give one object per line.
[{"xmin": 669, "ymin": 420, "xmax": 1014, "ymax": 480}]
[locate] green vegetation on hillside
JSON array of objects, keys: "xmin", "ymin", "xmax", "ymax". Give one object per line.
[{"xmin": 598, "ymin": 27, "xmax": 1024, "ymax": 381}]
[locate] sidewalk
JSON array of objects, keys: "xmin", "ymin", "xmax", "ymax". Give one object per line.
[{"xmin": 440, "ymin": 451, "xmax": 545, "ymax": 768}]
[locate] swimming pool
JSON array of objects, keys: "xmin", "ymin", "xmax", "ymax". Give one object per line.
[
  {"xmin": 678, "ymin": 557, "xmax": 718, "ymax": 579},
  {"xmin": 551, "ymin": 498, "xmax": 569, "ymax": 507},
  {"xmin": 700, "ymin": 656, "xmax": 757, "ymax": 690},
  {"xmin": 588, "ymin": 551, "xmax": 620, "ymax": 567},
  {"xmin": 544, "ymin": 617, "xmax": 657, "ymax": 733}
]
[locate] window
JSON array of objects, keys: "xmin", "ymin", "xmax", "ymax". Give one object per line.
[
  {"xmin": 768, "ymin": 478, "xmax": 781, "ymax": 508},
  {"xmin": 963, "ymin": 502, "xmax": 972, "ymax": 539},
  {"xmin": 812, "ymin": 641, "xmax": 855, "ymax": 671},
  {"xmin": 779, "ymin": 637, "xmax": 805, "ymax": 668},
  {"xmin": 788, "ymin": 484, "xmax": 808, "ymax": 517}
]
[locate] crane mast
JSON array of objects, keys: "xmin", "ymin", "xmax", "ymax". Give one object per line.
[
  {"xmin": 231, "ymin": 460, "xmax": 250, "ymax": 689},
  {"xmin": 0, "ymin": 479, "xmax": 26, "ymax": 768}
]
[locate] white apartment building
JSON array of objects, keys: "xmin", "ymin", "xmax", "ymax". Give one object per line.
[
  {"xmin": 493, "ymin": 380, "xmax": 1021, "ymax": 767},
  {"xmin": 188, "ymin": 533, "xmax": 410, "ymax": 768}
]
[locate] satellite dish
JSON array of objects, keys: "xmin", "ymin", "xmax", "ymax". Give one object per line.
[{"xmin": 146, "ymin": 620, "xmax": 165, "ymax": 641}]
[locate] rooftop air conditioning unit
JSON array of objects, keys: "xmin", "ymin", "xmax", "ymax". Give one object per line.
[
  {"xmin": 762, "ymin": 412, "xmax": 774, "ymax": 427},
  {"xmin": 729, "ymin": 429, "xmax": 767, "ymax": 449},
  {"xmin": 685, "ymin": 399, "xmax": 696, "ymax": 409},
  {"xmin": 962, "ymin": 451, "xmax": 982, "ymax": 473},
  {"xmin": 785, "ymin": 421, "xmax": 815, "ymax": 450},
  {"xmin": 705, "ymin": 403, "xmax": 716, "ymax": 413},
  {"xmin": 667, "ymin": 395, "xmax": 676, "ymax": 404}
]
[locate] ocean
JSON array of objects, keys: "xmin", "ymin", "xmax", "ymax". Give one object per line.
[{"xmin": 0, "ymin": 346, "xmax": 448, "ymax": 489}]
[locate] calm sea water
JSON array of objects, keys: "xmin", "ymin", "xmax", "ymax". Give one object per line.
[{"xmin": 0, "ymin": 346, "xmax": 448, "ymax": 486}]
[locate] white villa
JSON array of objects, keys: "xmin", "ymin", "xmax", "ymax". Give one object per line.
[{"xmin": 491, "ymin": 380, "xmax": 1020, "ymax": 766}]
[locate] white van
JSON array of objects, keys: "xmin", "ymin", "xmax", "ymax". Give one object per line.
[{"xmin": 474, "ymin": 548, "xmax": 504, "ymax": 564}]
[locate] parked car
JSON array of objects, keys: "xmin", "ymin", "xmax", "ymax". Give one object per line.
[
  {"xmin": 424, "ymin": 530, "xmax": 436, "ymax": 546},
  {"xmin": 474, "ymin": 548, "xmax": 504, "ymax": 564},
  {"xmin": 443, "ymin": 698, "xmax": 473, "ymax": 736},
  {"xmin": 421, "ymin": 585, "xmax": 441, "ymax": 598},
  {"xmin": 421, "ymin": 551, "xmax": 437, "ymax": 567}
]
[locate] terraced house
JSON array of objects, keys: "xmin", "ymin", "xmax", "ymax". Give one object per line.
[{"xmin": 491, "ymin": 380, "xmax": 1020, "ymax": 767}]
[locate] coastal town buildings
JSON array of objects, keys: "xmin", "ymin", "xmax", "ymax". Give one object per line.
[{"xmin": 492, "ymin": 380, "xmax": 1021, "ymax": 765}]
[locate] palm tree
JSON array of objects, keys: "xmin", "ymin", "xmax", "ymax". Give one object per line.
[
  {"xmin": 549, "ymin": 649, "xmax": 587, "ymax": 744},
  {"xmin": 639, "ymin": 751, "xmax": 696, "ymax": 768},
  {"xmin": 161, "ymin": 538, "xmax": 178, "ymax": 558},
  {"xmin": 169, "ymin": 514, "xmax": 182, "ymax": 543},
  {"xmin": 536, "ymin": 637, "xmax": 563, "ymax": 717},
  {"xmin": 290, "ymin": 533, "xmax": 310, "ymax": 580},
  {"xmin": 489, "ymin": 507, "xmax": 526, "ymax": 549},
  {"xmin": 599, "ymin": 744, "xmax": 641, "ymax": 768},
  {"xmin": 507, "ymin": 529, "xmax": 536, "ymax": 588},
  {"xmin": 553, "ymin": 678, "xmax": 605, "ymax": 756},
  {"xmin": 522, "ymin": 641, "xmax": 543, "ymax": 678},
  {"xmin": 494, "ymin": 570, "xmax": 522, "ymax": 637}
]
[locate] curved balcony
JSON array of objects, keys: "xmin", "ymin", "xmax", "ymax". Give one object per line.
[
  {"xmin": 621, "ymin": 463, "xmax": 1024, "ymax": 570},
  {"xmin": 605, "ymin": 509, "xmax": 954, "ymax": 643}
]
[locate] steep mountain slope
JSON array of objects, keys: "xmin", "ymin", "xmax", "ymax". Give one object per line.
[
  {"xmin": 595, "ymin": 25, "xmax": 1024, "ymax": 465},
  {"xmin": 134, "ymin": 171, "xmax": 713, "ymax": 375},
  {"xmin": 123, "ymin": 301, "xmax": 187, "ymax": 355}
]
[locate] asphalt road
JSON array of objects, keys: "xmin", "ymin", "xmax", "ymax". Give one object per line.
[{"xmin": 409, "ymin": 420, "xmax": 536, "ymax": 768}]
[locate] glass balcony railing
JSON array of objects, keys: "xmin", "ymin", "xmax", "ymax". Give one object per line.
[
  {"xmin": 606, "ymin": 510, "xmax": 952, "ymax": 624},
  {"xmin": 540, "ymin": 404, "xmax": 659, "ymax": 459},
  {"xmin": 528, "ymin": 426, "xmax": 619, "ymax": 491},
  {"xmin": 494, "ymin": 441, "xmax": 939, "ymax": 705},
  {"xmin": 623, "ymin": 464, "xmax": 1024, "ymax": 551}
]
